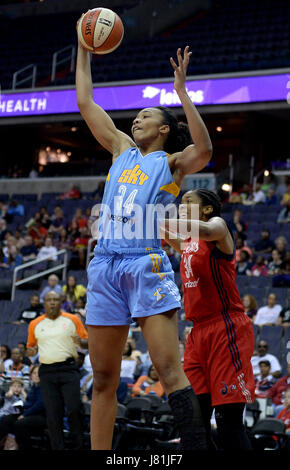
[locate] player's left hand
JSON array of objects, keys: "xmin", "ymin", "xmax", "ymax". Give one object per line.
[
  {"xmin": 170, "ymin": 46, "xmax": 192, "ymax": 93},
  {"xmin": 71, "ymin": 334, "xmax": 81, "ymax": 346}
]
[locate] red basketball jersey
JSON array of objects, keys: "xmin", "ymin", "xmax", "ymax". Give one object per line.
[{"xmin": 180, "ymin": 238, "xmax": 244, "ymax": 323}]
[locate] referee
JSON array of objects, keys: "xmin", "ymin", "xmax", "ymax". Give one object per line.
[{"xmin": 27, "ymin": 291, "xmax": 88, "ymax": 450}]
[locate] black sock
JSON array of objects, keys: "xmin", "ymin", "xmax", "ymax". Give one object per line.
[{"xmin": 168, "ymin": 385, "xmax": 207, "ymax": 451}]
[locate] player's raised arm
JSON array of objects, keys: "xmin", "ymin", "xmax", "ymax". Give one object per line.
[
  {"xmin": 75, "ymin": 18, "xmax": 134, "ymax": 159},
  {"xmin": 170, "ymin": 47, "xmax": 213, "ymax": 178}
]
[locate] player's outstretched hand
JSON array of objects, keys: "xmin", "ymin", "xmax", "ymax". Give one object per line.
[{"xmin": 170, "ymin": 46, "xmax": 192, "ymax": 92}]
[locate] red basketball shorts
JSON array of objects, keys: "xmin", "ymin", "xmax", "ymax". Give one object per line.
[{"xmin": 183, "ymin": 312, "xmax": 255, "ymax": 406}]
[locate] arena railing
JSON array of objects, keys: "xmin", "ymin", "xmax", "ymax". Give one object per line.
[{"xmin": 11, "ymin": 249, "xmax": 68, "ymax": 301}]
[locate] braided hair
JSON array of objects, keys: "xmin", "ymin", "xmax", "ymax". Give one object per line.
[
  {"xmin": 195, "ymin": 189, "xmax": 222, "ymax": 218},
  {"xmin": 156, "ymin": 106, "xmax": 192, "ymax": 153}
]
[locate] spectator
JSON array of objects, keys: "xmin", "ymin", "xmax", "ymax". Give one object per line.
[
  {"xmin": 135, "ymin": 350, "xmax": 153, "ymax": 378},
  {"xmin": 272, "ymin": 251, "xmax": 290, "ymax": 287},
  {"xmin": 242, "ymin": 294, "xmax": 258, "ymax": 321},
  {"xmin": 277, "ymin": 305, "xmax": 290, "ymax": 329},
  {"xmin": 267, "ymin": 249, "xmax": 283, "ymax": 275},
  {"xmin": 261, "ymin": 174, "xmax": 276, "ymax": 195},
  {"xmin": 265, "ymin": 188, "xmax": 278, "ymax": 206},
  {"xmin": 6, "ymin": 200, "xmax": 25, "ymax": 221},
  {"xmin": 39, "ymin": 274, "xmax": 62, "ymax": 303},
  {"xmin": 251, "ymin": 183, "xmax": 266, "ymax": 204},
  {"xmin": 236, "ymin": 250, "xmax": 252, "ymax": 275},
  {"xmin": 235, "ymin": 237, "xmax": 252, "ymax": 262},
  {"xmin": 0, "ymin": 345, "xmax": 12, "ymax": 376},
  {"xmin": 48, "ymin": 206, "xmax": 67, "ymax": 235},
  {"xmin": 2, "ymin": 245, "xmax": 22, "ymax": 270},
  {"xmin": 0, "ymin": 365, "xmax": 46, "ymax": 451},
  {"xmin": 29, "ymin": 167, "xmax": 39, "ymax": 179},
  {"xmin": 71, "ymin": 208, "xmax": 87, "ymax": 230},
  {"xmin": 57, "ymin": 184, "xmax": 82, "ymax": 200},
  {"xmin": 161, "ymin": 241, "xmax": 180, "ymax": 272},
  {"xmin": 120, "ymin": 341, "xmax": 139, "ymax": 382},
  {"xmin": 36, "ymin": 237, "xmax": 58, "ymax": 262},
  {"xmin": 276, "ymin": 388, "xmax": 290, "ymax": 434},
  {"xmin": 281, "ymin": 184, "xmax": 290, "ymax": 206},
  {"xmin": 2, "ymin": 234, "xmax": 17, "ymax": 258},
  {"xmin": 0, "ymin": 379, "xmax": 27, "ymax": 431},
  {"xmin": 132, "ymin": 364, "xmax": 165, "ymax": 398},
  {"xmin": 228, "ymin": 209, "xmax": 248, "ymax": 239},
  {"xmin": 20, "ymin": 235, "xmax": 38, "ymax": 262},
  {"xmin": 253, "ymin": 230, "xmax": 275, "ymax": 256},
  {"xmin": 254, "ymin": 360, "xmax": 276, "ymax": 398},
  {"xmin": 71, "ymin": 226, "xmax": 90, "ymax": 269},
  {"xmin": 251, "ymin": 340, "xmax": 282, "ymax": 378},
  {"xmin": 277, "ymin": 199, "xmax": 290, "ymax": 224},
  {"xmin": 275, "ymin": 236, "xmax": 287, "ymax": 261},
  {"xmin": 0, "ymin": 348, "xmax": 30, "ymax": 393},
  {"xmin": 13, "ymin": 294, "xmax": 44, "ymax": 325},
  {"xmin": 254, "ymin": 293, "xmax": 282, "ymax": 327},
  {"xmin": 250, "ymin": 256, "xmax": 268, "ymax": 277},
  {"xmin": 14, "ymin": 229, "xmax": 25, "ymax": 251},
  {"xmin": 267, "ymin": 364, "xmax": 290, "ymax": 417},
  {"xmin": 60, "ymin": 293, "xmax": 74, "ymax": 313},
  {"xmin": 92, "ymin": 181, "xmax": 105, "ymax": 202},
  {"xmin": 62, "ymin": 275, "xmax": 87, "ymax": 305},
  {"xmin": 72, "ymin": 298, "xmax": 87, "ymax": 322},
  {"xmin": 26, "ymin": 291, "xmax": 88, "ymax": 450},
  {"xmin": 27, "ymin": 215, "xmax": 48, "ymax": 244},
  {"xmin": 54, "ymin": 227, "xmax": 73, "ymax": 251},
  {"xmin": 0, "ymin": 218, "xmax": 8, "ymax": 242}
]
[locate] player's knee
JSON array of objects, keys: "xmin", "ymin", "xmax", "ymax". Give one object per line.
[
  {"xmin": 155, "ymin": 361, "xmax": 181, "ymax": 390},
  {"xmin": 92, "ymin": 369, "xmax": 119, "ymax": 394}
]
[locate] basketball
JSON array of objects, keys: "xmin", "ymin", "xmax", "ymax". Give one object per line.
[{"xmin": 77, "ymin": 8, "xmax": 124, "ymax": 54}]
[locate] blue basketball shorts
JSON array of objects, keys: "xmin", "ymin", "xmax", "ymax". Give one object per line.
[{"xmin": 85, "ymin": 251, "xmax": 181, "ymax": 326}]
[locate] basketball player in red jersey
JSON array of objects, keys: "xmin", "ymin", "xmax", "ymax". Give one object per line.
[{"xmin": 161, "ymin": 189, "xmax": 255, "ymax": 450}]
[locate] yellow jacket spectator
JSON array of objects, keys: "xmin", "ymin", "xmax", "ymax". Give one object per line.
[{"xmin": 62, "ymin": 275, "xmax": 86, "ymax": 303}]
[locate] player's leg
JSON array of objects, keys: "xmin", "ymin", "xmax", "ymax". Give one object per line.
[
  {"xmin": 138, "ymin": 311, "xmax": 207, "ymax": 450},
  {"xmin": 87, "ymin": 324, "xmax": 129, "ymax": 450},
  {"xmin": 215, "ymin": 402, "xmax": 252, "ymax": 450}
]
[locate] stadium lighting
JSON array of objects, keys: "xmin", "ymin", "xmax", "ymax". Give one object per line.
[
  {"xmin": 264, "ymin": 170, "xmax": 270, "ymax": 176},
  {"xmin": 216, "ymin": 126, "xmax": 223, "ymax": 132},
  {"xmin": 221, "ymin": 184, "xmax": 231, "ymax": 192}
]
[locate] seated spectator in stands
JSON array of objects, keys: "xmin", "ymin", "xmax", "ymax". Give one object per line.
[
  {"xmin": 277, "ymin": 199, "xmax": 290, "ymax": 224},
  {"xmin": 36, "ymin": 237, "xmax": 58, "ymax": 262},
  {"xmin": 6, "ymin": 200, "xmax": 25, "ymax": 222},
  {"xmin": 261, "ymin": 173, "xmax": 276, "ymax": 195},
  {"xmin": 272, "ymin": 251, "xmax": 290, "ymax": 287},
  {"xmin": 0, "ymin": 348, "xmax": 30, "ymax": 393},
  {"xmin": 48, "ymin": 206, "xmax": 67, "ymax": 235},
  {"xmin": 275, "ymin": 236, "xmax": 287, "ymax": 261},
  {"xmin": 72, "ymin": 298, "xmax": 86, "ymax": 321},
  {"xmin": 39, "ymin": 274, "xmax": 62, "ymax": 303},
  {"xmin": 71, "ymin": 208, "xmax": 87, "ymax": 230},
  {"xmin": 251, "ymin": 183, "xmax": 266, "ymax": 205},
  {"xmin": 277, "ymin": 304, "xmax": 290, "ymax": 330},
  {"xmin": 235, "ymin": 237, "xmax": 252, "ymax": 262},
  {"xmin": 255, "ymin": 360, "xmax": 276, "ymax": 398},
  {"xmin": 60, "ymin": 293, "xmax": 74, "ymax": 313},
  {"xmin": 132, "ymin": 364, "xmax": 165, "ymax": 398},
  {"xmin": 239, "ymin": 184, "xmax": 252, "ymax": 204},
  {"xmin": 14, "ymin": 230, "xmax": 25, "ymax": 251},
  {"xmin": 0, "ymin": 366, "xmax": 46, "ymax": 451},
  {"xmin": 0, "ymin": 345, "xmax": 12, "ymax": 376},
  {"xmin": 228, "ymin": 209, "xmax": 248, "ymax": 239},
  {"xmin": 120, "ymin": 341, "xmax": 139, "ymax": 383},
  {"xmin": 54, "ymin": 227, "xmax": 73, "ymax": 251},
  {"xmin": 27, "ymin": 217, "xmax": 48, "ymax": 245},
  {"xmin": 267, "ymin": 249, "xmax": 283, "ymax": 275},
  {"xmin": 0, "ymin": 218, "xmax": 8, "ymax": 242},
  {"xmin": 161, "ymin": 241, "xmax": 180, "ymax": 272},
  {"xmin": 72, "ymin": 226, "xmax": 90, "ymax": 269},
  {"xmin": 249, "ymin": 256, "xmax": 268, "ymax": 277},
  {"xmin": 62, "ymin": 275, "xmax": 86, "ymax": 305},
  {"xmin": 0, "ymin": 379, "xmax": 27, "ymax": 426},
  {"xmin": 267, "ymin": 364, "xmax": 290, "ymax": 416},
  {"xmin": 281, "ymin": 183, "xmax": 290, "ymax": 206},
  {"xmin": 251, "ymin": 340, "xmax": 282, "ymax": 378},
  {"xmin": 92, "ymin": 181, "xmax": 105, "ymax": 202},
  {"xmin": 17, "ymin": 342, "xmax": 32, "ymax": 367},
  {"xmin": 254, "ymin": 293, "xmax": 282, "ymax": 327},
  {"xmin": 242, "ymin": 294, "xmax": 258, "ymax": 321},
  {"xmin": 265, "ymin": 188, "xmax": 278, "ymax": 206},
  {"xmin": 253, "ymin": 230, "xmax": 275, "ymax": 256},
  {"xmin": 0, "ymin": 202, "xmax": 8, "ymax": 219},
  {"xmin": 236, "ymin": 250, "xmax": 252, "ymax": 275},
  {"xmin": 2, "ymin": 245, "xmax": 22, "ymax": 270},
  {"xmin": 276, "ymin": 388, "xmax": 290, "ymax": 434},
  {"xmin": 135, "ymin": 351, "xmax": 153, "ymax": 378},
  {"xmin": 13, "ymin": 294, "xmax": 44, "ymax": 325},
  {"xmin": 20, "ymin": 235, "xmax": 38, "ymax": 262},
  {"xmin": 57, "ymin": 184, "xmax": 82, "ymax": 200}
]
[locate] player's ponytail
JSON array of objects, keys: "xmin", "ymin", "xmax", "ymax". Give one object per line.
[
  {"xmin": 156, "ymin": 106, "xmax": 192, "ymax": 153},
  {"xmin": 195, "ymin": 189, "xmax": 222, "ymax": 218}
]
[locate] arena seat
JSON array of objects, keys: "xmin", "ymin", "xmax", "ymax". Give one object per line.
[{"xmin": 259, "ymin": 325, "xmax": 283, "ymax": 358}]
